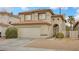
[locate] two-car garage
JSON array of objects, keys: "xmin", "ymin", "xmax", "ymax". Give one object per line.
[{"xmin": 12, "ymin": 20, "xmax": 51, "ymax": 39}]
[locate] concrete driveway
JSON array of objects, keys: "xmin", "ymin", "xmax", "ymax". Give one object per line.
[
  {"xmin": 26, "ymin": 39, "xmax": 79, "ymax": 51},
  {"xmin": 0, "ymin": 38, "xmax": 52, "ymax": 51}
]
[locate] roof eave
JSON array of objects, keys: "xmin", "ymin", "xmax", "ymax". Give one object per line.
[{"xmin": 11, "ymin": 23, "xmax": 51, "ymax": 26}]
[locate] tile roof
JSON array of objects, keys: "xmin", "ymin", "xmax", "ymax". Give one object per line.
[
  {"xmin": 19, "ymin": 9, "xmax": 54, "ymax": 15},
  {"xmin": 0, "ymin": 12, "xmax": 11, "ymax": 15},
  {"xmin": 11, "ymin": 20, "xmax": 51, "ymax": 25},
  {"xmin": 0, "ymin": 23, "xmax": 9, "ymax": 26},
  {"xmin": 74, "ymin": 21, "xmax": 79, "ymax": 28}
]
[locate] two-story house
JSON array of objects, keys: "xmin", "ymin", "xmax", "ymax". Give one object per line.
[{"xmin": 12, "ymin": 9, "xmax": 66, "ymax": 39}]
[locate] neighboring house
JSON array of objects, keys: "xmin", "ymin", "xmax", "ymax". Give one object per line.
[
  {"xmin": 12, "ymin": 9, "xmax": 66, "ymax": 38},
  {"xmin": 74, "ymin": 21, "xmax": 79, "ymax": 37},
  {"xmin": 9, "ymin": 14, "xmax": 20, "ymax": 24},
  {"xmin": 0, "ymin": 12, "xmax": 20, "ymax": 37}
]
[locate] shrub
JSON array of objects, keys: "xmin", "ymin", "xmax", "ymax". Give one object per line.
[
  {"xmin": 5, "ymin": 27, "xmax": 18, "ymax": 39},
  {"xmin": 56, "ymin": 32, "xmax": 64, "ymax": 38}
]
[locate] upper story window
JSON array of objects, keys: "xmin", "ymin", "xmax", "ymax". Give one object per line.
[
  {"xmin": 25, "ymin": 15, "xmax": 31, "ymax": 20},
  {"xmin": 39, "ymin": 13, "xmax": 46, "ymax": 20},
  {"xmin": 57, "ymin": 18, "xmax": 59, "ymax": 20}
]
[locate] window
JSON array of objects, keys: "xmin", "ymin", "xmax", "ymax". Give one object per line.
[
  {"xmin": 39, "ymin": 13, "xmax": 46, "ymax": 20},
  {"xmin": 25, "ymin": 15, "xmax": 31, "ymax": 20},
  {"xmin": 52, "ymin": 18, "xmax": 54, "ymax": 20},
  {"xmin": 57, "ymin": 18, "xmax": 59, "ymax": 20}
]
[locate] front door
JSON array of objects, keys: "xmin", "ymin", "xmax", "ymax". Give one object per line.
[{"xmin": 53, "ymin": 24, "xmax": 59, "ymax": 37}]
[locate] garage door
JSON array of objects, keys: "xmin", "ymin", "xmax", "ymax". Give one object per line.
[{"xmin": 18, "ymin": 27, "xmax": 40, "ymax": 38}]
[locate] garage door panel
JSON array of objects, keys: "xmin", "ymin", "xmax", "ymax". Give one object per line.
[{"xmin": 18, "ymin": 28, "xmax": 40, "ymax": 38}]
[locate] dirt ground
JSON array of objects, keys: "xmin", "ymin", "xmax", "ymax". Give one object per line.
[{"xmin": 25, "ymin": 38, "xmax": 79, "ymax": 51}]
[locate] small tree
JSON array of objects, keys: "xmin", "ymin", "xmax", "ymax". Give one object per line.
[
  {"xmin": 66, "ymin": 26, "xmax": 70, "ymax": 31},
  {"xmin": 5, "ymin": 27, "xmax": 18, "ymax": 39},
  {"xmin": 68, "ymin": 16, "xmax": 75, "ymax": 31}
]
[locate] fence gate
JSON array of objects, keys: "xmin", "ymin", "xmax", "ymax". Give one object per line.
[
  {"xmin": 70, "ymin": 31, "xmax": 78, "ymax": 39},
  {"xmin": 66, "ymin": 31, "xmax": 70, "ymax": 38}
]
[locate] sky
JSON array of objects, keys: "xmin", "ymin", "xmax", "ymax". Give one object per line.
[{"xmin": 0, "ymin": 7, "xmax": 79, "ymax": 21}]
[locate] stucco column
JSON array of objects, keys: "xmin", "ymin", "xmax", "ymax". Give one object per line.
[
  {"xmin": 34, "ymin": 13, "xmax": 38, "ymax": 20},
  {"xmin": 59, "ymin": 24, "xmax": 62, "ymax": 32},
  {"xmin": 70, "ymin": 24, "xmax": 73, "ymax": 31}
]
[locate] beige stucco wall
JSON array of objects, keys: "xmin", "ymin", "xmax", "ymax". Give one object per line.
[{"xmin": 40, "ymin": 25, "xmax": 50, "ymax": 38}]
